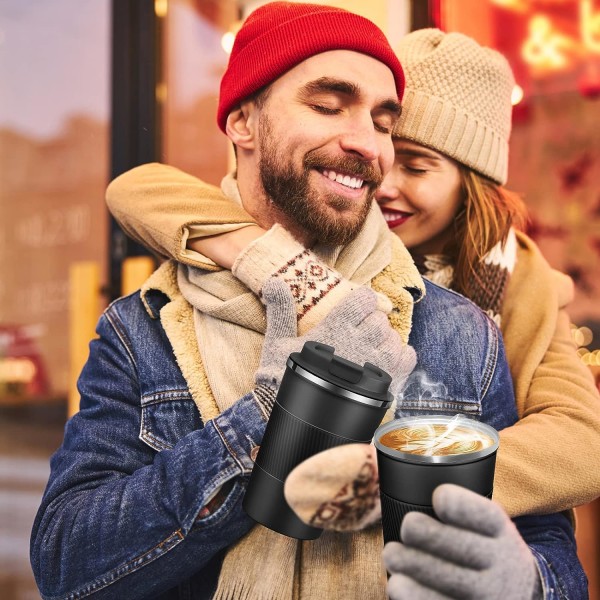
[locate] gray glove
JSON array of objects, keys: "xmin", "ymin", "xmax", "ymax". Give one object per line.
[
  {"xmin": 383, "ymin": 484, "xmax": 542, "ymax": 600},
  {"xmin": 253, "ymin": 278, "xmax": 416, "ymax": 420}
]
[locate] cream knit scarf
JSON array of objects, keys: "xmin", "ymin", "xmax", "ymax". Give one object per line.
[
  {"xmin": 413, "ymin": 229, "xmax": 518, "ymax": 326},
  {"xmin": 177, "ymin": 194, "xmax": 423, "ymax": 599}
]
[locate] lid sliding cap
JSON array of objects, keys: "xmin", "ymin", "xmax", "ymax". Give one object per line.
[{"xmin": 287, "ymin": 342, "xmax": 393, "ymax": 408}]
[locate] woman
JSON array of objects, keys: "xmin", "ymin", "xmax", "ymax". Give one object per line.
[{"xmin": 106, "ymin": 29, "xmax": 600, "ymax": 520}]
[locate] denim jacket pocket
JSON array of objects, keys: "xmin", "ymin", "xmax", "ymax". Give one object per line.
[
  {"xmin": 395, "ymin": 399, "xmax": 482, "ymax": 418},
  {"xmin": 140, "ymin": 390, "xmax": 203, "ymax": 451},
  {"xmin": 394, "ymin": 370, "xmax": 483, "ymax": 419}
]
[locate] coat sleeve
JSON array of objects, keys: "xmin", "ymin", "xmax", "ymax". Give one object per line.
[
  {"xmin": 493, "ymin": 232, "xmax": 600, "ymax": 517},
  {"xmin": 106, "ymin": 163, "xmax": 255, "ymax": 270},
  {"xmin": 30, "ymin": 306, "xmax": 264, "ymax": 599}
]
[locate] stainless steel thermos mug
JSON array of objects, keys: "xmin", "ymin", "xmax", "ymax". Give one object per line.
[{"xmin": 243, "ymin": 341, "xmax": 394, "ymax": 539}]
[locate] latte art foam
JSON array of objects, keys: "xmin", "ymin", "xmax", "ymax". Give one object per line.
[{"xmin": 379, "ymin": 424, "xmax": 495, "ymax": 456}]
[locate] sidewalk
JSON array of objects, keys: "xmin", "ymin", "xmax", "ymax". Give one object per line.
[{"xmin": 0, "ymin": 405, "xmax": 66, "ymax": 600}]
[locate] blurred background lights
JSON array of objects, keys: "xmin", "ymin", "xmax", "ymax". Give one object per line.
[
  {"xmin": 0, "ymin": 357, "xmax": 37, "ymax": 384},
  {"xmin": 571, "ymin": 324, "xmax": 598, "ymax": 365},
  {"xmin": 511, "ymin": 84, "xmax": 524, "ymax": 105},
  {"xmin": 155, "ymin": 0, "xmax": 168, "ymax": 19},
  {"xmin": 573, "ymin": 325, "xmax": 594, "ymax": 347},
  {"xmin": 490, "ymin": 0, "xmax": 528, "ymax": 11},
  {"xmin": 221, "ymin": 31, "xmax": 236, "ymax": 54},
  {"xmin": 522, "ymin": 14, "xmax": 573, "ymax": 71},
  {"xmin": 221, "ymin": 21, "xmax": 242, "ymax": 55}
]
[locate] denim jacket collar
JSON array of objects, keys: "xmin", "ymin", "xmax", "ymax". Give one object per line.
[{"xmin": 140, "ymin": 261, "xmax": 180, "ymax": 319}]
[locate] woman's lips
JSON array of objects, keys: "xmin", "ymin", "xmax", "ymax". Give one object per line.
[{"xmin": 381, "ymin": 208, "xmax": 412, "ymax": 229}]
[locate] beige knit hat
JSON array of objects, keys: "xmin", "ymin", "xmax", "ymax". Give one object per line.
[{"xmin": 394, "ymin": 29, "xmax": 515, "ymax": 185}]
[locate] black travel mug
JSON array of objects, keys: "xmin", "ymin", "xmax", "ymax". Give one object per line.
[
  {"xmin": 374, "ymin": 416, "xmax": 499, "ymax": 545},
  {"xmin": 243, "ymin": 341, "xmax": 393, "ymax": 540}
]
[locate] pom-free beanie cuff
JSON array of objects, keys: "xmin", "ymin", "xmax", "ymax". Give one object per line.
[
  {"xmin": 398, "ymin": 87, "xmax": 509, "ymax": 185},
  {"xmin": 393, "ymin": 29, "xmax": 514, "ymax": 185}
]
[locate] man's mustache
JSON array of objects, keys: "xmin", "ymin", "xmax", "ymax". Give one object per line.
[{"xmin": 304, "ymin": 150, "xmax": 383, "ymax": 189}]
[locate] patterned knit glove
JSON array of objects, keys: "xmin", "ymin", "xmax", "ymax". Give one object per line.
[
  {"xmin": 233, "ymin": 224, "xmax": 392, "ymax": 334},
  {"xmin": 253, "ymin": 278, "xmax": 416, "ymax": 420},
  {"xmin": 383, "ymin": 484, "xmax": 542, "ymax": 600},
  {"xmin": 284, "ymin": 443, "xmax": 380, "ymax": 531}
]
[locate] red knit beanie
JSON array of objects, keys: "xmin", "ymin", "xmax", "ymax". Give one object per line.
[{"xmin": 217, "ymin": 1, "xmax": 405, "ymax": 132}]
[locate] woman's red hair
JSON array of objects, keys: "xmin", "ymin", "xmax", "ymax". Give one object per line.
[{"xmin": 445, "ymin": 168, "xmax": 529, "ymax": 300}]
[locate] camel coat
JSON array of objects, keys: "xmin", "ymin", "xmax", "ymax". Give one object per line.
[{"xmin": 106, "ymin": 162, "xmax": 600, "ymax": 517}]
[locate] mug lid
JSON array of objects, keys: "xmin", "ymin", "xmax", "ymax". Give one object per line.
[{"xmin": 287, "ymin": 341, "xmax": 392, "ymax": 407}]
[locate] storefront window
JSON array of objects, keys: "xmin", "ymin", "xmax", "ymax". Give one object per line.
[
  {"xmin": 0, "ymin": 1, "xmax": 111, "ymax": 405},
  {"xmin": 0, "ymin": 2, "xmax": 111, "ymax": 594},
  {"xmin": 161, "ymin": 0, "xmax": 237, "ymax": 183}
]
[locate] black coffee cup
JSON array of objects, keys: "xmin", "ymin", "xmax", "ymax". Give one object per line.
[
  {"xmin": 243, "ymin": 341, "xmax": 393, "ymax": 540},
  {"xmin": 374, "ymin": 415, "xmax": 499, "ymax": 545}
]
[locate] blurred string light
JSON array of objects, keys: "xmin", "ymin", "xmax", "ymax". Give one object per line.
[
  {"xmin": 494, "ymin": 0, "xmax": 600, "ymax": 75},
  {"xmin": 511, "ymin": 84, "xmax": 524, "ymax": 105},
  {"xmin": 571, "ymin": 324, "xmax": 600, "ymax": 366},
  {"xmin": 155, "ymin": 0, "xmax": 168, "ymax": 18},
  {"xmin": 0, "ymin": 357, "xmax": 37, "ymax": 384},
  {"xmin": 222, "ymin": 21, "xmax": 243, "ymax": 55}
]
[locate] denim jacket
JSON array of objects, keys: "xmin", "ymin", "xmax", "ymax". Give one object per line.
[{"xmin": 31, "ymin": 278, "xmax": 587, "ymax": 599}]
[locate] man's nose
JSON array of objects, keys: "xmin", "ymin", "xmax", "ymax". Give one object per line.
[{"xmin": 339, "ymin": 115, "xmax": 380, "ymax": 162}]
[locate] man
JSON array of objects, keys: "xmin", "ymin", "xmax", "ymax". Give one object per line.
[{"xmin": 31, "ymin": 3, "xmax": 585, "ymax": 599}]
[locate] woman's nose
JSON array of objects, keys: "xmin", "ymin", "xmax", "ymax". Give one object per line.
[{"xmin": 376, "ymin": 173, "xmax": 400, "ymax": 204}]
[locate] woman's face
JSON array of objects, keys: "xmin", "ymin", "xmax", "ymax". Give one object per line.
[{"xmin": 376, "ymin": 139, "xmax": 464, "ymax": 255}]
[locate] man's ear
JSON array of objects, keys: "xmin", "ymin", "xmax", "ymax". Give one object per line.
[{"xmin": 225, "ymin": 100, "xmax": 256, "ymax": 150}]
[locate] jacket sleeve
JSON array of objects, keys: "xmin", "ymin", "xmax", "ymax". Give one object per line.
[
  {"xmin": 106, "ymin": 163, "xmax": 255, "ymax": 270},
  {"xmin": 30, "ymin": 308, "xmax": 265, "ymax": 599},
  {"xmin": 516, "ymin": 512, "xmax": 589, "ymax": 600},
  {"xmin": 493, "ymin": 233, "xmax": 600, "ymax": 517}
]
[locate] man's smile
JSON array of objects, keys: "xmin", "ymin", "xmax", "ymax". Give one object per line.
[
  {"xmin": 316, "ymin": 168, "xmax": 369, "ymax": 200},
  {"xmin": 321, "ymin": 168, "xmax": 365, "ymax": 190}
]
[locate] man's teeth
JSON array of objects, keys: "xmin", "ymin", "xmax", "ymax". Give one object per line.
[{"xmin": 322, "ymin": 169, "xmax": 364, "ymax": 189}]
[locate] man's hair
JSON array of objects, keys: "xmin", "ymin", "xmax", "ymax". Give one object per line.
[
  {"xmin": 251, "ymin": 85, "xmax": 272, "ymax": 110},
  {"xmin": 230, "ymin": 85, "xmax": 272, "ymax": 158}
]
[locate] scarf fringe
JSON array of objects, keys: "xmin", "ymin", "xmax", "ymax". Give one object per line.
[{"xmin": 213, "ymin": 580, "xmax": 292, "ymax": 600}]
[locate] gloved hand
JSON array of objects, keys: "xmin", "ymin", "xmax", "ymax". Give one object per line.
[
  {"xmin": 252, "ymin": 277, "xmax": 416, "ymax": 420},
  {"xmin": 233, "ymin": 225, "xmax": 364, "ymax": 335},
  {"xmin": 383, "ymin": 484, "xmax": 543, "ymax": 600},
  {"xmin": 284, "ymin": 443, "xmax": 380, "ymax": 531}
]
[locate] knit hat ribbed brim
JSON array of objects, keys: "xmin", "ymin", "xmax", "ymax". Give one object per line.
[
  {"xmin": 217, "ymin": 1, "xmax": 405, "ymax": 133},
  {"xmin": 394, "ymin": 29, "xmax": 514, "ymax": 185}
]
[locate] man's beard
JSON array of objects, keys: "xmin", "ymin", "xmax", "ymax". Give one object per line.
[{"xmin": 258, "ymin": 116, "xmax": 382, "ymax": 246}]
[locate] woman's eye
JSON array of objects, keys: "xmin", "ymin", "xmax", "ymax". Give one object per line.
[
  {"xmin": 403, "ymin": 165, "xmax": 427, "ymax": 174},
  {"xmin": 311, "ymin": 105, "xmax": 341, "ymax": 115}
]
